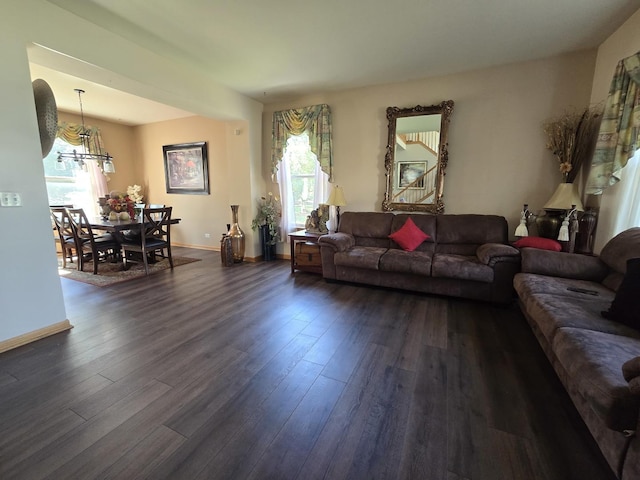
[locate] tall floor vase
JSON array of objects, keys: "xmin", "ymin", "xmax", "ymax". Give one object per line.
[
  {"xmin": 228, "ymin": 205, "xmax": 245, "ymax": 263},
  {"xmin": 259, "ymin": 224, "xmax": 277, "ymax": 261},
  {"xmin": 575, "ymin": 208, "xmax": 597, "ymax": 255}
]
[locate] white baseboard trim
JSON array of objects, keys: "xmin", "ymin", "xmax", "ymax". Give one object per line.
[
  {"xmin": 0, "ymin": 320, "xmax": 73, "ymax": 354},
  {"xmin": 172, "ymin": 242, "xmax": 219, "ymax": 251}
]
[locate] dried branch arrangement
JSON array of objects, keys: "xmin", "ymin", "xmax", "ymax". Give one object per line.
[{"xmin": 543, "ymin": 105, "xmax": 602, "ymax": 182}]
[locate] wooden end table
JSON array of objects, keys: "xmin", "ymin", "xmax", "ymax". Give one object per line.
[{"xmin": 289, "ymin": 230, "xmax": 323, "ymax": 274}]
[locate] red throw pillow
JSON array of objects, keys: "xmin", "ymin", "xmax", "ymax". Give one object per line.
[
  {"xmin": 513, "ymin": 236, "xmax": 562, "ymax": 252},
  {"xmin": 389, "ymin": 217, "xmax": 430, "ymax": 251}
]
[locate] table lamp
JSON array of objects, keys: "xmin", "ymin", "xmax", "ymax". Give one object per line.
[
  {"xmin": 536, "ymin": 183, "xmax": 584, "ymax": 239},
  {"xmin": 327, "ymin": 185, "xmax": 347, "ymax": 231}
]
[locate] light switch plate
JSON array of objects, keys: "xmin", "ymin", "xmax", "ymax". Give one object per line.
[{"xmin": 0, "ymin": 192, "xmax": 22, "ymax": 207}]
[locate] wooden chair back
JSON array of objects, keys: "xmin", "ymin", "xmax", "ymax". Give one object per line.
[
  {"xmin": 50, "ymin": 207, "xmax": 75, "ymax": 239},
  {"xmin": 50, "ymin": 207, "xmax": 76, "ymax": 268},
  {"xmin": 67, "ymin": 208, "xmax": 120, "ymax": 274},
  {"xmin": 141, "ymin": 206, "xmax": 172, "ymax": 244},
  {"xmin": 67, "ymin": 208, "xmax": 95, "ymax": 244},
  {"xmin": 121, "ymin": 206, "xmax": 173, "ymax": 275},
  {"xmin": 146, "ymin": 204, "xmax": 164, "ymax": 220}
]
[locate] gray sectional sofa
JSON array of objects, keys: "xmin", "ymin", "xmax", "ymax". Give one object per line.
[
  {"xmin": 514, "ymin": 228, "xmax": 640, "ymax": 479},
  {"xmin": 318, "ymin": 211, "xmax": 521, "ymax": 303}
]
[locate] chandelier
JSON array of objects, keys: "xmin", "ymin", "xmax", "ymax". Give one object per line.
[{"xmin": 56, "ymin": 88, "xmax": 115, "ymax": 173}]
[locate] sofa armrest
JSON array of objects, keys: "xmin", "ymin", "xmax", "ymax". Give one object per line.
[
  {"xmin": 318, "ymin": 232, "xmax": 355, "ymax": 253},
  {"xmin": 476, "ymin": 243, "xmax": 520, "ymax": 267},
  {"xmin": 623, "ymin": 357, "xmax": 640, "ymax": 395},
  {"xmin": 520, "ymin": 248, "xmax": 610, "ymax": 281}
]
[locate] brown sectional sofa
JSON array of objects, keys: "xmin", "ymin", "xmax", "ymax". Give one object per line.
[
  {"xmin": 514, "ymin": 228, "xmax": 640, "ymax": 479},
  {"xmin": 318, "ymin": 211, "xmax": 521, "ymax": 303}
]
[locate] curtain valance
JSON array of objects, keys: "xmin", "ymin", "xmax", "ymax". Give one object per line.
[
  {"xmin": 271, "ymin": 104, "xmax": 333, "ymax": 181},
  {"xmin": 586, "ymin": 51, "xmax": 640, "ymax": 195},
  {"xmin": 57, "ymin": 122, "xmax": 107, "ymax": 157}
]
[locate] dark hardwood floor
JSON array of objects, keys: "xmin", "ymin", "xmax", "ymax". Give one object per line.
[{"xmin": 0, "ymin": 247, "xmax": 616, "ymax": 479}]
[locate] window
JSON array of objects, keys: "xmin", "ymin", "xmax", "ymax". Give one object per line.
[
  {"xmin": 613, "ymin": 148, "xmax": 640, "ymax": 233},
  {"xmin": 43, "ymin": 137, "xmax": 99, "ymax": 216},
  {"xmin": 278, "ymin": 132, "xmax": 329, "ymax": 232}
]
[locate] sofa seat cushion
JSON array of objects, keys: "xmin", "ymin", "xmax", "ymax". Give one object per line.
[
  {"xmin": 515, "ymin": 274, "xmax": 640, "ymax": 342},
  {"xmin": 334, "ymin": 246, "xmax": 387, "ymax": 270},
  {"xmin": 514, "ymin": 272, "xmax": 614, "ymax": 298},
  {"xmin": 379, "ymin": 249, "xmax": 432, "ymax": 276},
  {"xmin": 431, "ymin": 254, "xmax": 493, "ymax": 283},
  {"xmin": 553, "ymin": 327, "xmax": 640, "ymax": 431},
  {"xmin": 524, "ymin": 292, "xmax": 640, "ymax": 343}
]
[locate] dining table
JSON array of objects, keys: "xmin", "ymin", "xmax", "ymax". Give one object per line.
[
  {"xmin": 88, "ymin": 216, "xmax": 181, "ymax": 270},
  {"xmin": 88, "ymin": 216, "xmax": 181, "ymax": 233}
]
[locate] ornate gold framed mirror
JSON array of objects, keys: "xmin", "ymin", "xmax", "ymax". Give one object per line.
[{"xmin": 382, "ymin": 101, "xmax": 454, "ymax": 213}]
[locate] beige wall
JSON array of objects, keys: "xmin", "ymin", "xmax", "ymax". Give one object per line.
[
  {"xmin": 589, "ymin": 8, "xmax": 640, "ymax": 252},
  {"xmin": 263, "ymin": 50, "xmax": 597, "ymax": 238},
  {"xmin": 135, "ymin": 116, "xmax": 255, "ymax": 251}
]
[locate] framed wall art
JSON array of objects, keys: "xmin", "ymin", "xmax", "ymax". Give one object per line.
[
  {"xmin": 397, "ymin": 161, "xmax": 427, "ymax": 189},
  {"xmin": 163, "ymin": 141, "xmax": 210, "ymax": 194}
]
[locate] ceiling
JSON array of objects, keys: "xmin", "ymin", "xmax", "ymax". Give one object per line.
[
  {"xmin": 29, "ymin": 63, "xmax": 196, "ymax": 127},
  {"xmin": 32, "ymin": 0, "xmax": 640, "ymax": 125}
]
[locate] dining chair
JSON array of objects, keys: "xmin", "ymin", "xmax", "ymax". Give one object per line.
[
  {"xmin": 144, "ymin": 204, "xmax": 169, "ymax": 257},
  {"xmin": 67, "ymin": 208, "xmax": 121, "ymax": 274},
  {"xmin": 120, "ymin": 206, "xmax": 173, "ymax": 275},
  {"xmin": 134, "ymin": 203, "xmax": 146, "ymax": 216},
  {"xmin": 145, "ymin": 204, "xmax": 164, "ymax": 221},
  {"xmin": 50, "ymin": 207, "xmax": 77, "ymax": 268}
]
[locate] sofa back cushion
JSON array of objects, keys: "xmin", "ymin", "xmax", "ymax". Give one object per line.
[
  {"xmin": 599, "ymin": 227, "xmax": 640, "ymax": 275},
  {"xmin": 339, "ymin": 211, "xmax": 394, "ymax": 248},
  {"xmin": 435, "ymin": 215, "xmax": 508, "ymax": 255},
  {"xmin": 390, "ymin": 214, "xmax": 436, "ymax": 253}
]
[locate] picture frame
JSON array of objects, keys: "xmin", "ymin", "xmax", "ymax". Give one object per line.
[
  {"xmin": 397, "ymin": 161, "xmax": 427, "ymax": 189},
  {"xmin": 163, "ymin": 141, "xmax": 210, "ymax": 194}
]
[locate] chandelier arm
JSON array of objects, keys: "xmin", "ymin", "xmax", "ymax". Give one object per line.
[{"xmin": 55, "ymin": 89, "xmax": 115, "ymax": 173}]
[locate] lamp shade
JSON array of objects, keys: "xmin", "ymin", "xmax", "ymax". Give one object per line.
[
  {"xmin": 543, "ymin": 183, "xmax": 583, "ymax": 211},
  {"xmin": 327, "ymin": 185, "xmax": 347, "ymax": 206}
]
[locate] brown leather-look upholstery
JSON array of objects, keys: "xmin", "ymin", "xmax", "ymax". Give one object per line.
[{"xmin": 318, "ymin": 211, "xmax": 520, "ymax": 303}]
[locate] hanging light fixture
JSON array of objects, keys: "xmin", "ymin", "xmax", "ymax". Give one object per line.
[{"xmin": 56, "ymin": 88, "xmax": 115, "ymax": 173}]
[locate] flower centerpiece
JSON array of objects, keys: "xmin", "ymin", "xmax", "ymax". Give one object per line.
[
  {"xmin": 105, "ymin": 191, "xmax": 135, "ymax": 220},
  {"xmin": 251, "ymin": 192, "xmax": 281, "ymax": 248}
]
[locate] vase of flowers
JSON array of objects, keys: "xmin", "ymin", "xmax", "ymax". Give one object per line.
[{"xmin": 251, "ymin": 192, "xmax": 281, "ymax": 261}]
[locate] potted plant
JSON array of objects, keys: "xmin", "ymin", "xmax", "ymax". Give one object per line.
[{"xmin": 251, "ymin": 193, "xmax": 281, "ymax": 261}]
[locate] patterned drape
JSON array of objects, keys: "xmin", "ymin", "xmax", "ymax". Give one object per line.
[
  {"xmin": 57, "ymin": 121, "xmax": 109, "ymax": 198},
  {"xmin": 57, "ymin": 122, "xmax": 107, "ymax": 159},
  {"xmin": 271, "ymin": 104, "xmax": 333, "ymax": 181},
  {"xmin": 586, "ymin": 51, "xmax": 640, "ymax": 194}
]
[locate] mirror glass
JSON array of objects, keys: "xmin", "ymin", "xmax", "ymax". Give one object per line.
[{"xmin": 382, "ymin": 101, "xmax": 454, "ymax": 213}]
